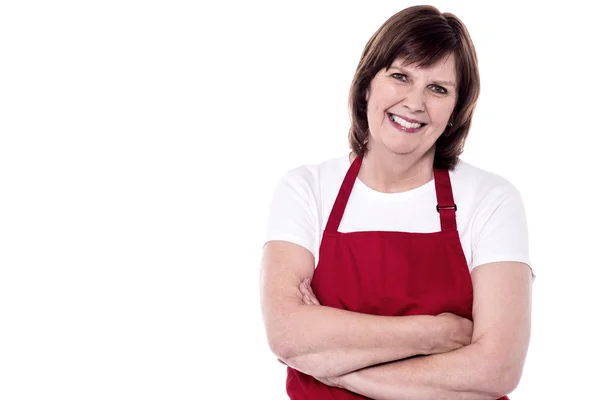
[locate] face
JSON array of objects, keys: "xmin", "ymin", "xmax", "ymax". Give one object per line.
[{"xmin": 365, "ymin": 53, "xmax": 458, "ymax": 159}]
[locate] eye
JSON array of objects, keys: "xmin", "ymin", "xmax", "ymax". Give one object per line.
[
  {"xmin": 391, "ymin": 73, "xmax": 408, "ymax": 82},
  {"xmin": 429, "ymin": 85, "xmax": 448, "ymax": 95}
]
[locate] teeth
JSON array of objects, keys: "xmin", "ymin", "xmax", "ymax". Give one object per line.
[{"xmin": 389, "ymin": 114, "xmax": 423, "ymax": 129}]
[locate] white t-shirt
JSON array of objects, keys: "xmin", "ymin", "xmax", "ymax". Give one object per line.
[{"xmin": 264, "ymin": 154, "xmax": 532, "ymax": 274}]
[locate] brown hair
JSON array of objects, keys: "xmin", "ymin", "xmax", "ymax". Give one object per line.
[{"xmin": 348, "ymin": 5, "xmax": 480, "ymax": 170}]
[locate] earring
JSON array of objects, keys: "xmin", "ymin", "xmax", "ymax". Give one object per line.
[{"xmin": 443, "ymin": 122, "xmax": 453, "ymax": 137}]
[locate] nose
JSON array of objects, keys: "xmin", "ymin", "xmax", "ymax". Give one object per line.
[{"xmin": 401, "ymin": 87, "xmax": 425, "ymax": 113}]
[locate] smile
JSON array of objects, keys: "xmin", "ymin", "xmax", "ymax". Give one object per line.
[
  {"xmin": 388, "ymin": 113, "xmax": 425, "ymax": 129},
  {"xmin": 387, "ymin": 113, "xmax": 426, "ymax": 133}
]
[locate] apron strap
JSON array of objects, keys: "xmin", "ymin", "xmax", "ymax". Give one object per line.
[
  {"xmin": 325, "ymin": 155, "xmax": 363, "ymax": 232},
  {"xmin": 434, "ymin": 168, "xmax": 458, "ymax": 232},
  {"xmin": 326, "ymin": 156, "xmax": 459, "ymax": 233}
]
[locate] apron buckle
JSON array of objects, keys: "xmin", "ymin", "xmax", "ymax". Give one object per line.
[{"xmin": 436, "ymin": 204, "xmax": 457, "ymax": 212}]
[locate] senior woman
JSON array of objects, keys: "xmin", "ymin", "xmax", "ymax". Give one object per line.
[{"xmin": 260, "ymin": 5, "xmax": 533, "ymax": 400}]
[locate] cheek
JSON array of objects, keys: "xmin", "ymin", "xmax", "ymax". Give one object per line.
[
  {"xmin": 367, "ymin": 81, "xmax": 398, "ymax": 110},
  {"xmin": 429, "ymin": 101, "xmax": 455, "ymax": 125}
]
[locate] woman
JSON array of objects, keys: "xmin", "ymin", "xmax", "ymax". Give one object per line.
[{"xmin": 260, "ymin": 5, "xmax": 533, "ymax": 400}]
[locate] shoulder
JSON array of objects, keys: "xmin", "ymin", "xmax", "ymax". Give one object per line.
[
  {"xmin": 265, "ymin": 154, "xmax": 349, "ymax": 259},
  {"xmin": 451, "ymin": 159, "xmax": 517, "ymax": 190},
  {"xmin": 453, "ymin": 160, "xmax": 532, "ymax": 275},
  {"xmin": 267, "ymin": 153, "xmax": 349, "ymax": 219},
  {"xmin": 277, "ymin": 154, "xmax": 348, "ymax": 194},
  {"xmin": 451, "ymin": 159, "xmax": 523, "ymax": 204}
]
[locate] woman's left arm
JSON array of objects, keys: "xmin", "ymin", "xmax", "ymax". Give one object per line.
[{"xmin": 330, "ymin": 261, "xmax": 533, "ymax": 400}]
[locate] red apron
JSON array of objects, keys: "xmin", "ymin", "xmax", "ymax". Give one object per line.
[{"xmin": 286, "ymin": 155, "xmax": 508, "ymax": 400}]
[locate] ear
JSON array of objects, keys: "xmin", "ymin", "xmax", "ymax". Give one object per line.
[{"xmin": 365, "ymin": 88, "xmax": 370, "ymax": 102}]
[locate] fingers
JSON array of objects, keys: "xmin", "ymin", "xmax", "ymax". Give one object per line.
[
  {"xmin": 306, "ymin": 280, "xmax": 320, "ymax": 305},
  {"xmin": 299, "ymin": 278, "xmax": 321, "ymax": 305},
  {"xmin": 302, "ymin": 293, "xmax": 312, "ymax": 305},
  {"xmin": 299, "ymin": 280, "xmax": 316, "ymax": 305}
]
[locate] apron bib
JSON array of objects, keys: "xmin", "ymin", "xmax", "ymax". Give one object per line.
[{"xmin": 286, "ymin": 155, "xmax": 508, "ymax": 400}]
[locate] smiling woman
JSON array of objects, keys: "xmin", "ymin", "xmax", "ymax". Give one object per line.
[
  {"xmin": 365, "ymin": 55, "xmax": 458, "ymax": 167},
  {"xmin": 260, "ymin": 5, "xmax": 533, "ymax": 400}
]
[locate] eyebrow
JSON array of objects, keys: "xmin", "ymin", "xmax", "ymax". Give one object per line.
[
  {"xmin": 433, "ymin": 80, "xmax": 456, "ymax": 87},
  {"xmin": 388, "ymin": 65, "xmax": 456, "ymax": 87}
]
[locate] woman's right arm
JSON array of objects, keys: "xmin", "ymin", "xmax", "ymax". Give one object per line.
[{"xmin": 260, "ymin": 240, "xmax": 472, "ymax": 378}]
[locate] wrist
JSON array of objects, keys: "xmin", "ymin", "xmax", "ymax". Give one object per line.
[
  {"xmin": 334, "ymin": 372, "xmax": 351, "ymax": 391},
  {"xmin": 419, "ymin": 315, "xmax": 441, "ymax": 355},
  {"xmin": 337, "ymin": 369, "xmax": 367, "ymax": 395}
]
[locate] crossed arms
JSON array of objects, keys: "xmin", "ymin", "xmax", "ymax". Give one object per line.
[{"xmin": 259, "ymin": 241, "xmax": 532, "ymax": 400}]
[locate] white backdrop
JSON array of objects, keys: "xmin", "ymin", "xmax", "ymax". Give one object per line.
[{"xmin": 1, "ymin": 1, "xmax": 597, "ymax": 399}]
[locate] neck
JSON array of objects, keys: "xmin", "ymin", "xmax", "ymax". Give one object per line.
[{"xmin": 352, "ymin": 147, "xmax": 435, "ymax": 193}]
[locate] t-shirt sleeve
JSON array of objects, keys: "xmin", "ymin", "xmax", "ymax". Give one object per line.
[
  {"xmin": 263, "ymin": 170, "xmax": 318, "ymax": 259},
  {"xmin": 471, "ymin": 183, "xmax": 534, "ymax": 277}
]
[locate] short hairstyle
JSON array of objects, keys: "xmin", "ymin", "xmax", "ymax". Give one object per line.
[{"xmin": 348, "ymin": 5, "xmax": 480, "ymax": 170}]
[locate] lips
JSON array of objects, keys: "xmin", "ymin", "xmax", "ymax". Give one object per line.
[
  {"xmin": 387, "ymin": 113, "xmax": 427, "ymax": 133},
  {"xmin": 388, "ymin": 113, "xmax": 425, "ymax": 127}
]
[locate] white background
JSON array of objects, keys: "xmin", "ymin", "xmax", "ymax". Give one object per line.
[{"xmin": 0, "ymin": 1, "xmax": 597, "ymax": 399}]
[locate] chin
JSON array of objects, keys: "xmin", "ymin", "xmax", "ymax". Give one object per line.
[{"xmin": 379, "ymin": 139, "xmax": 419, "ymax": 156}]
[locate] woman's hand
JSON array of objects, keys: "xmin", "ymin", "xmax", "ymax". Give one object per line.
[
  {"xmin": 287, "ymin": 280, "xmax": 347, "ymax": 387},
  {"xmin": 299, "ymin": 278, "xmax": 320, "ymax": 305},
  {"xmin": 313, "ymin": 374, "xmax": 344, "ymax": 388},
  {"xmin": 275, "ymin": 279, "xmax": 320, "ymax": 366},
  {"xmin": 298, "ymin": 280, "xmax": 347, "ymax": 387},
  {"xmin": 279, "ymin": 354, "xmax": 345, "ymax": 389},
  {"xmin": 430, "ymin": 312, "xmax": 473, "ymax": 354}
]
